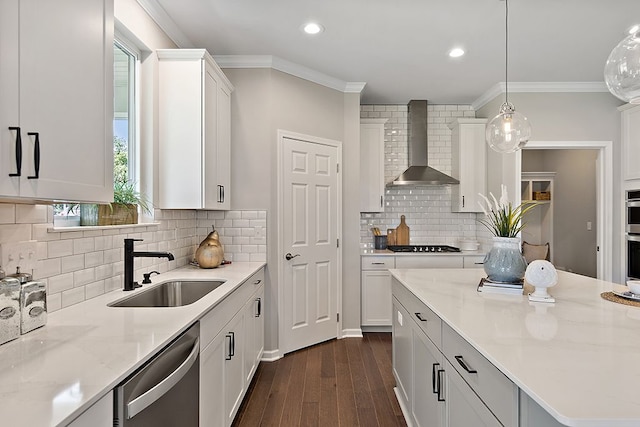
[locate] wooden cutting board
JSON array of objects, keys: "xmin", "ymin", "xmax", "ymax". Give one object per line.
[{"xmin": 395, "ymin": 215, "xmax": 410, "ymax": 245}]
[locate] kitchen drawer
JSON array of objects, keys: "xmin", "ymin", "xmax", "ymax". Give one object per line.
[
  {"xmin": 395, "ymin": 255, "xmax": 463, "ymax": 269},
  {"xmin": 442, "ymin": 323, "xmax": 518, "ymax": 427},
  {"xmin": 200, "ymin": 268, "xmax": 265, "ymax": 349},
  {"xmin": 392, "ymin": 277, "xmax": 442, "ymax": 346},
  {"xmin": 463, "ymin": 255, "xmax": 485, "ymax": 268},
  {"xmin": 361, "ymin": 256, "xmax": 395, "ymax": 270}
]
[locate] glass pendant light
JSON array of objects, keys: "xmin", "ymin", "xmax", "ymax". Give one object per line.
[
  {"xmin": 486, "ymin": 0, "xmax": 531, "ymax": 153},
  {"xmin": 604, "ymin": 26, "xmax": 640, "ymax": 104}
]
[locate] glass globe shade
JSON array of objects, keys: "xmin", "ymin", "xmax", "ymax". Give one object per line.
[
  {"xmin": 485, "ymin": 103, "xmax": 531, "ymax": 153},
  {"xmin": 604, "ymin": 31, "xmax": 640, "ymax": 104}
]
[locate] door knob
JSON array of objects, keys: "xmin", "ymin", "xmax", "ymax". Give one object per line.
[{"xmin": 285, "ymin": 253, "xmax": 300, "ymax": 260}]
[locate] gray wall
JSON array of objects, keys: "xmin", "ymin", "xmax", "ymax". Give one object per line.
[
  {"xmin": 523, "ymin": 150, "xmax": 598, "ymax": 277},
  {"xmin": 477, "ymin": 92, "xmax": 624, "ymax": 282},
  {"xmin": 225, "ymin": 68, "xmax": 361, "ymax": 353}
]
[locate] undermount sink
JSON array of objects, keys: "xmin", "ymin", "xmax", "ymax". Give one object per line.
[{"xmin": 108, "ymin": 280, "xmax": 226, "ymax": 308}]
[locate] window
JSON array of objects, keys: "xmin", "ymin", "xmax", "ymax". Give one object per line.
[{"xmin": 53, "ymin": 36, "xmax": 141, "ymax": 226}]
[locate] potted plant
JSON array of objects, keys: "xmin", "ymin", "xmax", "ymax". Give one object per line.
[
  {"xmin": 477, "ymin": 185, "xmax": 539, "ymax": 283},
  {"xmin": 97, "ymin": 179, "xmax": 152, "ymax": 225}
]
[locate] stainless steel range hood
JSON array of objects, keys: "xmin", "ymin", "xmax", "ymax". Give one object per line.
[{"xmin": 390, "ymin": 100, "xmax": 459, "ymax": 186}]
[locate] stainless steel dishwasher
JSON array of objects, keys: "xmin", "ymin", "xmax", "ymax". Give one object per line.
[{"xmin": 114, "ymin": 322, "xmax": 200, "ymax": 426}]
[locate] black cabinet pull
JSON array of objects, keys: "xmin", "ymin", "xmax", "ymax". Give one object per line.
[
  {"xmin": 256, "ymin": 297, "xmax": 261, "ymax": 317},
  {"xmin": 225, "ymin": 334, "xmax": 233, "ymax": 360},
  {"xmin": 221, "ymin": 185, "xmax": 224, "ymax": 203},
  {"xmin": 8, "ymin": 127, "xmax": 21, "ymax": 177},
  {"xmin": 229, "ymin": 331, "xmax": 235, "ymax": 357},
  {"xmin": 437, "ymin": 369, "xmax": 445, "ymax": 402},
  {"xmin": 455, "ymin": 355, "xmax": 477, "ymax": 374},
  {"xmin": 432, "ymin": 363, "xmax": 439, "ymax": 394},
  {"xmin": 253, "ymin": 279, "xmax": 262, "ymax": 285},
  {"xmin": 380, "ymin": 195, "xmax": 383, "ymax": 207},
  {"xmin": 217, "ymin": 185, "xmax": 223, "ymax": 203},
  {"xmin": 462, "ymin": 195, "xmax": 465, "ymax": 208},
  {"xmin": 27, "ymin": 132, "xmax": 40, "ymax": 179},
  {"xmin": 415, "ymin": 312, "xmax": 427, "ymax": 322}
]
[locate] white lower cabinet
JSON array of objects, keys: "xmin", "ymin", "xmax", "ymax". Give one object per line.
[
  {"xmin": 444, "ymin": 359, "xmax": 501, "ymax": 427},
  {"xmin": 363, "ymin": 255, "xmax": 483, "ymax": 327},
  {"xmin": 200, "ymin": 267, "xmax": 265, "ymax": 427},
  {"xmin": 392, "ymin": 277, "xmax": 516, "ymax": 427},
  {"xmin": 66, "ymin": 391, "xmax": 112, "ymax": 427}
]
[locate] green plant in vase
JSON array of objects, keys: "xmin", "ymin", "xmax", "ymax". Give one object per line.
[{"xmin": 478, "ymin": 185, "xmax": 539, "ymax": 283}]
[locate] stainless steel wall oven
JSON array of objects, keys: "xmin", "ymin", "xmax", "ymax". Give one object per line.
[{"xmin": 626, "ymin": 190, "xmax": 640, "ymax": 279}]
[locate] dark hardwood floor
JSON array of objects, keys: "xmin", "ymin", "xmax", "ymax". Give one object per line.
[{"xmin": 232, "ymin": 333, "xmax": 406, "ymax": 427}]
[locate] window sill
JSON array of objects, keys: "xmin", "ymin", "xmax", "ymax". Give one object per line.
[{"xmin": 48, "ymin": 222, "xmax": 161, "ymax": 232}]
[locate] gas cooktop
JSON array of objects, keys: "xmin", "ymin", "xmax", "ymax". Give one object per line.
[{"xmin": 387, "ymin": 245, "xmax": 461, "ymax": 253}]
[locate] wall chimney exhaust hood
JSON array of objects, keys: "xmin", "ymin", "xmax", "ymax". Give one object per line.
[{"xmin": 390, "ymin": 100, "xmax": 459, "ymax": 186}]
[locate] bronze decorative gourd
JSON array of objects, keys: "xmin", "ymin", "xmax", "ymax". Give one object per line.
[{"xmin": 195, "ymin": 226, "xmax": 225, "ymax": 268}]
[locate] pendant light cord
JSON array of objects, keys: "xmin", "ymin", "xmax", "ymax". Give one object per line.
[{"xmin": 504, "ymin": 0, "xmax": 509, "ymax": 105}]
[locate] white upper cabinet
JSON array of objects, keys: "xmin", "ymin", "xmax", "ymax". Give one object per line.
[
  {"xmin": 0, "ymin": 0, "xmax": 114, "ymax": 202},
  {"xmin": 621, "ymin": 104, "xmax": 640, "ymax": 181},
  {"xmin": 360, "ymin": 119, "xmax": 387, "ymax": 212},
  {"xmin": 157, "ymin": 49, "xmax": 234, "ymax": 210},
  {"xmin": 449, "ymin": 118, "xmax": 487, "ymax": 213}
]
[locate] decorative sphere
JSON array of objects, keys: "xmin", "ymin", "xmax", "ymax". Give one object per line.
[
  {"xmin": 486, "ymin": 103, "xmax": 531, "ymax": 153},
  {"xmin": 604, "ymin": 31, "xmax": 640, "ymax": 104},
  {"xmin": 525, "ymin": 260, "xmax": 558, "ymax": 289}
]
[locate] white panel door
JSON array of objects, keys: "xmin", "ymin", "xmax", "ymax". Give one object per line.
[{"xmin": 282, "ymin": 136, "xmax": 339, "ymax": 354}]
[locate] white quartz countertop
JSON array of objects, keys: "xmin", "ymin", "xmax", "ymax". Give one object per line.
[
  {"xmin": 390, "ymin": 268, "xmax": 640, "ymax": 427},
  {"xmin": 0, "ymin": 261, "xmax": 265, "ymax": 427}
]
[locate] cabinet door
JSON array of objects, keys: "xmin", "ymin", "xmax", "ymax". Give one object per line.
[
  {"xmin": 243, "ymin": 285, "xmax": 264, "ymax": 384},
  {"xmin": 443, "ymin": 359, "xmax": 502, "ymax": 427},
  {"xmin": 18, "ymin": 0, "xmax": 113, "ymax": 202},
  {"xmin": 412, "ymin": 327, "xmax": 444, "ymax": 427},
  {"xmin": 215, "ymin": 81, "xmax": 232, "ymax": 209},
  {"xmin": 450, "ymin": 119, "xmax": 487, "ymax": 213},
  {"xmin": 622, "ymin": 105, "xmax": 640, "ymax": 181},
  {"xmin": 200, "ymin": 333, "xmax": 226, "ymax": 427},
  {"xmin": 360, "ymin": 120, "xmax": 386, "ymax": 212},
  {"xmin": 392, "ymin": 298, "xmax": 413, "ymax": 416},
  {"xmin": 224, "ymin": 310, "xmax": 245, "ymax": 426},
  {"xmin": 67, "ymin": 391, "xmax": 113, "ymax": 427},
  {"xmin": 362, "ymin": 270, "xmax": 392, "ymax": 326}
]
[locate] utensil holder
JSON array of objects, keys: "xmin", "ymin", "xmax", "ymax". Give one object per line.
[{"xmin": 374, "ymin": 235, "xmax": 388, "ymax": 250}]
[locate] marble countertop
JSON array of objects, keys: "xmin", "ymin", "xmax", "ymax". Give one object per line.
[
  {"xmin": 0, "ymin": 261, "xmax": 265, "ymax": 427},
  {"xmin": 390, "ymin": 268, "xmax": 640, "ymax": 427}
]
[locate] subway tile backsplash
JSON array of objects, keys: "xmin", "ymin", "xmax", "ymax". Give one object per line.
[
  {"xmin": 361, "ymin": 104, "xmax": 479, "ymax": 248},
  {"xmin": 0, "ymin": 205, "xmax": 266, "ymax": 313}
]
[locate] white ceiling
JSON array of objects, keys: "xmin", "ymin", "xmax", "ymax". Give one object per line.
[{"xmin": 146, "ymin": 0, "xmax": 640, "ymax": 105}]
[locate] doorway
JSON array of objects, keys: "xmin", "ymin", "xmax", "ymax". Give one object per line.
[
  {"xmin": 515, "ymin": 141, "xmax": 613, "ymax": 281},
  {"xmin": 277, "ymin": 130, "xmax": 343, "ymax": 355}
]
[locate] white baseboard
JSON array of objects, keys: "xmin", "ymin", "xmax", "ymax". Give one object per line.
[
  {"xmin": 361, "ymin": 325, "xmax": 392, "ymax": 333},
  {"xmin": 261, "ymin": 349, "xmax": 282, "ymax": 362},
  {"xmin": 341, "ymin": 328, "xmax": 363, "ymax": 338},
  {"xmin": 394, "ymin": 387, "xmax": 413, "ymax": 427}
]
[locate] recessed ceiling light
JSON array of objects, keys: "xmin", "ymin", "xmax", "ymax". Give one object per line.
[
  {"xmin": 449, "ymin": 48, "xmax": 465, "ymax": 58},
  {"xmin": 302, "ymin": 22, "xmax": 324, "ymax": 35}
]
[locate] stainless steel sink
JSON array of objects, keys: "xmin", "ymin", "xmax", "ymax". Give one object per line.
[{"xmin": 108, "ymin": 280, "xmax": 226, "ymax": 307}]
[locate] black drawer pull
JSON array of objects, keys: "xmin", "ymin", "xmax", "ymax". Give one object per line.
[
  {"xmin": 8, "ymin": 127, "xmax": 21, "ymax": 177},
  {"xmin": 256, "ymin": 297, "xmax": 261, "ymax": 317},
  {"xmin": 27, "ymin": 132, "xmax": 40, "ymax": 179},
  {"xmin": 371, "ymin": 262, "xmax": 385, "ymax": 265},
  {"xmin": 225, "ymin": 334, "xmax": 233, "ymax": 360},
  {"xmin": 437, "ymin": 369, "xmax": 445, "ymax": 402},
  {"xmin": 432, "ymin": 363, "xmax": 439, "ymax": 394},
  {"xmin": 455, "ymin": 355, "xmax": 477, "ymax": 374},
  {"xmin": 254, "ymin": 279, "xmax": 262, "ymax": 285},
  {"xmin": 415, "ymin": 312, "xmax": 427, "ymax": 322}
]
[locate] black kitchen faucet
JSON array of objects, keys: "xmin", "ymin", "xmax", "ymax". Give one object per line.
[{"xmin": 123, "ymin": 238, "xmax": 174, "ymax": 291}]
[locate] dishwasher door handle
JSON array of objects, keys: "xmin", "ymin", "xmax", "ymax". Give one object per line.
[{"xmin": 127, "ymin": 337, "xmax": 200, "ymax": 419}]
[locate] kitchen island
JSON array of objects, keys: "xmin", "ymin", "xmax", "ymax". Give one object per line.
[
  {"xmin": 0, "ymin": 261, "xmax": 265, "ymax": 426},
  {"xmin": 391, "ymin": 268, "xmax": 640, "ymax": 427}
]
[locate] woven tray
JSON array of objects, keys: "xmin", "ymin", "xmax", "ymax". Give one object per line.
[{"xmin": 600, "ymin": 291, "xmax": 640, "ymax": 308}]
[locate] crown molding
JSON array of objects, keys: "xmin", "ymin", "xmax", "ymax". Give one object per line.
[
  {"xmin": 472, "ymin": 81, "xmax": 609, "ymax": 110},
  {"xmin": 214, "ymin": 55, "xmax": 366, "ymax": 94},
  {"xmin": 135, "ymin": 0, "xmax": 194, "ymax": 48}
]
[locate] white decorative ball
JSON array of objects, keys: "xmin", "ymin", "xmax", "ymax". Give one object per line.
[{"xmin": 525, "ymin": 260, "xmax": 558, "ymax": 288}]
